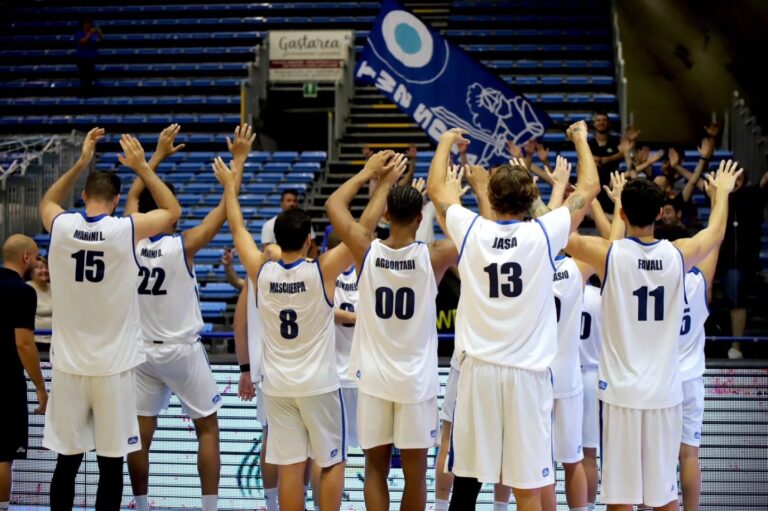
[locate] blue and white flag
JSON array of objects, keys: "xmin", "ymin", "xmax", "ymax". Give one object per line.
[{"xmin": 355, "ymin": 0, "xmax": 551, "ymax": 166}]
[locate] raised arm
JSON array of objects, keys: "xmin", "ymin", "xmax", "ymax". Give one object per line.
[
  {"xmin": 565, "ymin": 233, "xmax": 611, "ymax": 282},
  {"xmin": 464, "ymin": 164, "xmax": 494, "ymax": 220},
  {"xmin": 428, "ymin": 167, "xmax": 462, "ymax": 281},
  {"xmin": 589, "ymin": 200, "xmax": 612, "ymax": 239},
  {"xmin": 182, "ymin": 124, "xmax": 253, "ymax": 260},
  {"xmin": 233, "ymin": 282, "xmax": 254, "ymax": 401},
  {"xmin": 221, "ymin": 248, "xmax": 245, "ymax": 291},
  {"xmin": 124, "ymin": 123, "xmax": 186, "ymax": 216},
  {"xmin": 679, "ymin": 138, "xmax": 714, "ymax": 202},
  {"xmin": 39, "ymin": 127, "xmax": 104, "ymax": 232},
  {"xmin": 562, "ymin": 120, "xmax": 601, "ymax": 232},
  {"xmin": 427, "ymin": 128, "xmax": 470, "ymax": 225},
  {"xmin": 213, "ymin": 156, "xmax": 266, "ymax": 282},
  {"xmin": 120, "ymin": 135, "xmax": 182, "ymax": 241},
  {"xmin": 674, "ymin": 160, "xmax": 742, "ymax": 271},
  {"xmin": 546, "ymin": 155, "xmax": 572, "ymax": 210}
]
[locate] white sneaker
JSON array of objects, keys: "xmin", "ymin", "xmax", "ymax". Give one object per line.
[{"xmin": 728, "ymin": 347, "xmax": 744, "ymax": 359}]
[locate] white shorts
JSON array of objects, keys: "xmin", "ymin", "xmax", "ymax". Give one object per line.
[
  {"xmin": 581, "ymin": 369, "xmax": 599, "ymax": 449},
  {"xmin": 256, "ymin": 385, "xmax": 267, "ymax": 427},
  {"xmin": 263, "ymin": 390, "xmax": 346, "ymax": 468},
  {"xmin": 136, "ymin": 341, "xmax": 222, "ymax": 419},
  {"xmin": 449, "ymin": 357, "xmax": 554, "ymax": 489},
  {"xmin": 439, "ymin": 366, "xmax": 460, "ymax": 423},
  {"xmin": 600, "ymin": 402, "xmax": 682, "ymax": 507},
  {"xmin": 553, "ymin": 392, "xmax": 584, "ymax": 463},
  {"xmin": 43, "ymin": 368, "xmax": 141, "ymax": 457},
  {"xmin": 341, "ymin": 387, "xmax": 360, "ymax": 448},
  {"xmin": 681, "ymin": 376, "xmax": 704, "ymax": 447},
  {"xmin": 357, "ymin": 392, "xmax": 438, "ymax": 450}
]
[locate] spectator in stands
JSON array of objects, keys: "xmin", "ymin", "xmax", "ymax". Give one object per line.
[
  {"xmin": 656, "ymin": 199, "xmax": 689, "ymax": 241},
  {"xmin": 362, "ymin": 144, "xmax": 374, "ymax": 160},
  {"xmin": 590, "ymin": 112, "xmax": 628, "ymax": 210},
  {"xmin": 221, "ymin": 248, "xmax": 244, "ymax": 291},
  {"xmin": 27, "ymin": 256, "xmax": 53, "ymax": 349},
  {"xmin": 74, "ymin": 19, "xmax": 102, "ymax": 96},
  {"xmin": 261, "ymin": 189, "xmax": 316, "ymax": 254},
  {"xmin": 719, "ymin": 167, "xmax": 768, "ymax": 359}
]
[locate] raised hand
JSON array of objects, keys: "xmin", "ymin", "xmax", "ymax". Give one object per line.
[
  {"xmin": 446, "ymin": 165, "xmax": 469, "ymax": 200},
  {"xmin": 703, "ymin": 173, "xmax": 717, "ymax": 203},
  {"xmin": 704, "ymin": 122, "xmax": 720, "ymax": 138},
  {"xmin": 668, "ymin": 147, "xmax": 680, "ymax": 167},
  {"xmin": 227, "ymin": 123, "xmax": 256, "ymax": 161},
  {"xmin": 508, "ymin": 157, "xmax": 528, "ymax": 170},
  {"xmin": 465, "ymin": 164, "xmax": 489, "ymax": 191},
  {"xmin": 212, "ymin": 156, "xmax": 236, "ymax": 187},
  {"xmin": 155, "ymin": 123, "xmax": 185, "ymax": 158},
  {"xmin": 636, "ymin": 146, "xmax": 650, "ymax": 164},
  {"xmin": 221, "ymin": 247, "xmax": 235, "ymax": 266},
  {"xmin": 625, "ymin": 125, "xmax": 641, "ymax": 142},
  {"xmin": 536, "ymin": 143, "xmax": 550, "ymax": 166},
  {"xmin": 698, "ymin": 136, "xmax": 715, "ymax": 158},
  {"xmin": 363, "ymin": 150, "xmax": 395, "ymax": 177},
  {"xmin": 549, "ymin": 155, "xmax": 572, "ymax": 188},
  {"xmin": 649, "ymin": 148, "xmax": 665, "ymax": 164},
  {"xmin": 117, "ymin": 134, "xmax": 147, "ymax": 171},
  {"xmin": 566, "ymin": 120, "xmax": 589, "ymax": 142},
  {"xmin": 380, "ymin": 152, "xmax": 408, "ymax": 184},
  {"xmin": 524, "ymin": 138, "xmax": 537, "ymax": 157},
  {"xmin": 411, "ymin": 177, "xmax": 426, "ymax": 195},
  {"xmin": 602, "ymin": 171, "xmax": 628, "ymax": 204},
  {"xmin": 706, "ymin": 159, "xmax": 743, "ymax": 195},
  {"xmin": 80, "ymin": 127, "xmax": 105, "ymax": 164},
  {"xmin": 440, "ymin": 127, "xmax": 470, "ymax": 147},
  {"xmin": 618, "ymin": 137, "xmax": 634, "ymax": 156},
  {"xmin": 507, "ymin": 140, "xmax": 523, "ymax": 158}
]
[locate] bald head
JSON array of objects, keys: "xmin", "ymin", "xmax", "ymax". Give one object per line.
[{"xmin": 2, "ymin": 234, "xmax": 38, "ymax": 278}]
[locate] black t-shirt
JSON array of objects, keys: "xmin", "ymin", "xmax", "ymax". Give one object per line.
[
  {"xmin": 589, "ymin": 134, "xmax": 622, "ymax": 209},
  {"xmin": 0, "ymin": 267, "xmax": 37, "ymax": 382},
  {"xmin": 719, "ymin": 184, "xmax": 768, "ymax": 271}
]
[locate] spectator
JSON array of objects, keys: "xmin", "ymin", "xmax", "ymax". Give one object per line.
[
  {"xmin": 718, "ymin": 167, "xmax": 768, "ymax": 359},
  {"xmin": 589, "ymin": 112, "xmax": 627, "ymax": 210},
  {"xmin": 221, "ymin": 248, "xmax": 244, "ymax": 291},
  {"xmin": 655, "ymin": 199, "xmax": 689, "ymax": 241},
  {"xmin": 74, "ymin": 19, "xmax": 102, "ymax": 96},
  {"xmin": 361, "ymin": 144, "xmax": 374, "ymax": 159},
  {"xmin": 260, "ymin": 189, "xmax": 316, "ymax": 254},
  {"xmin": 27, "ymin": 256, "xmax": 53, "ymax": 349}
]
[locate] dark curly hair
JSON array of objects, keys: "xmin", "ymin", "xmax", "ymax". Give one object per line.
[
  {"xmin": 488, "ymin": 163, "xmax": 540, "ymax": 216},
  {"xmin": 386, "ymin": 184, "xmax": 424, "ymax": 224},
  {"xmin": 621, "ymin": 179, "xmax": 665, "ymax": 227}
]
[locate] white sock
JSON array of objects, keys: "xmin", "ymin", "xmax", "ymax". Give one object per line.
[
  {"xmin": 134, "ymin": 496, "xmax": 149, "ymax": 511},
  {"xmin": 494, "ymin": 502, "xmax": 508, "ymax": 511},
  {"xmin": 201, "ymin": 495, "xmax": 218, "ymax": 511},
  {"xmin": 0, "ymin": 501, "xmax": 10, "ymax": 511},
  {"xmin": 435, "ymin": 499, "xmax": 449, "ymax": 511},
  {"xmin": 264, "ymin": 487, "xmax": 279, "ymax": 511}
]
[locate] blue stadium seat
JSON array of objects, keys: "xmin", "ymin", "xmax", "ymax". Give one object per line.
[
  {"xmin": 264, "ymin": 162, "xmax": 292, "ymax": 172},
  {"xmin": 299, "ymin": 151, "xmax": 327, "ymax": 162},
  {"xmin": 271, "ymin": 151, "xmax": 299, "ymax": 162}
]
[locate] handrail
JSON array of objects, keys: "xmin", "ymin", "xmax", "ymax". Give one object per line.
[
  {"xmin": 729, "ymin": 90, "xmax": 768, "ymax": 185},
  {"xmin": 610, "ymin": 0, "xmax": 628, "ymax": 131}
]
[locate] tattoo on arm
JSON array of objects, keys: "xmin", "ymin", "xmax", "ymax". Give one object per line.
[
  {"xmin": 566, "ymin": 194, "xmax": 586, "ymax": 213},
  {"xmin": 528, "ymin": 197, "xmax": 551, "ymax": 219}
]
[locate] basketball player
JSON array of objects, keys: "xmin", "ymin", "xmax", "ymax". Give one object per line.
[
  {"xmin": 214, "ymin": 151, "xmax": 404, "ymax": 511},
  {"xmin": 122, "ymin": 124, "xmax": 251, "ymax": 511},
  {"xmin": 39, "ymin": 129, "xmax": 181, "ymax": 510},
  {"xmin": 326, "ymin": 151, "xmax": 458, "ymax": 511},
  {"xmin": 1, "ymin": 234, "xmax": 47, "ymax": 511},
  {"xmin": 564, "ymin": 160, "xmax": 742, "ymax": 510},
  {"xmin": 427, "ymin": 121, "xmax": 600, "ymax": 510},
  {"xmin": 579, "ymin": 279, "xmax": 602, "ymax": 511}
]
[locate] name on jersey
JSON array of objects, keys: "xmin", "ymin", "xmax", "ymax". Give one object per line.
[
  {"xmin": 374, "ymin": 257, "xmax": 416, "ymax": 271},
  {"xmin": 269, "ymin": 281, "xmax": 307, "ymax": 294},
  {"xmin": 492, "ymin": 237, "xmax": 518, "ymax": 250},
  {"xmin": 638, "ymin": 259, "xmax": 663, "ymax": 271},
  {"xmin": 140, "ymin": 248, "xmax": 163, "ymax": 258},
  {"xmin": 553, "ymin": 269, "xmax": 570, "ymax": 282},
  {"xmin": 336, "ymin": 280, "xmax": 358, "ymax": 292},
  {"xmin": 73, "ymin": 230, "xmax": 105, "ymax": 242}
]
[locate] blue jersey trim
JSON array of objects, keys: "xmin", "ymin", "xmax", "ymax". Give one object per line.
[
  {"xmin": 79, "ymin": 211, "xmax": 109, "ymax": 223},
  {"xmin": 342, "ymin": 265, "xmax": 355, "ymax": 276},
  {"xmin": 535, "ymin": 218, "xmax": 557, "ymax": 272},
  {"xmin": 674, "ymin": 245, "xmax": 688, "ymax": 305},
  {"xmin": 47, "ymin": 210, "xmax": 68, "ymax": 253},
  {"xmin": 253, "ymin": 264, "xmax": 269, "ymax": 308},
  {"xmin": 315, "ymin": 260, "xmax": 334, "ymax": 307},
  {"xmin": 128, "ymin": 216, "xmax": 141, "ymax": 271},
  {"xmin": 457, "ymin": 214, "xmax": 480, "ymax": 265},
  {"xmin": 689, "ymin": 267, "xmax": 710, "ymax": 314},
  {"xmin": 149, "ymin": 233, "xmax": 170, "ymax": 243},
  {"xmin": 555, "ymin": 254, "xmax": 567, "ymax": 261},
  {"xmin": 495, "ymin": 219, "xmax": 521, "ymax": 225},
  {"xmin": 598, "ymin": 400, "xmax": 604, "ymax": 481},
  {"xmin": 600, "ymin": 243, "xmax": 613, "ymax": 295},
  {"xmin": 339, "ymin": 389, "xmax": 347, "ymax": 462},
  {"xmin": 447, "ymin": 407, "xmax": 456, "ymax": 472},
  {"xmin": 626, "ymin": 236, "xmax": 661, "ymax": 246},
  {"xmin": 179, "ymin": 234, "xmax": 195, "ymax": 279},
  {"xmin": 356, "ymin": 245, "xmax": 372, "ymax": 286},
  {"xmin": 277, "ymin": 258, "xmax": 305, "ymax": 270}
]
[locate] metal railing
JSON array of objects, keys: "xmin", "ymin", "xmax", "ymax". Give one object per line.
[
  {"xmin": 331, "ymin": 42, "xmax": 356, "ymax": 161},
  {"xmin": 241, "ymin": 44, "xmax": 269, "ymax": 129},
  {"xmin": 611, "ymin": 1, "xmax": 628, "ymax": 130},
  {"xmin": 729, "ymin": 91, "xmax": 768, "ymax": 184},
  {"xmin": 1, "ymin": 132, "xmax": 87, "ymax": 240}
]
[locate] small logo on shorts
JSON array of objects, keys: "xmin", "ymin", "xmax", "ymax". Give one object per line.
[
  {"xmin": 16, "ymin": 447, "xmax": 26, "ymax": 454},
  {"xmin": 430, "ymin": 429, "xmax": 437, "ymax": 438},
  {"xmin": 355, "ymin": 370, "xmax": 362, "ymax": 379},
  {"xmin": 577, "ymin": 445, "xmax": 582, "ymax": 453},
  {"xmin": 128, "ymin": 436, "xmax": 139, "ymax": 445},
  {"xmin": 598, "ymin": 380, "xmax": 608, "ymax": 390},
  {"xmin": 330, "ymin": 448, "xmax": 339, "ymax": 458},
  {"xmin": 694, "ymin": 432, "xmax": 701, "ymax": 439},
  {"xmin": 542, "ymin": 468, "xmax": 550, "ymax": 477},
  {"xmin": 212, "ymin": 394, "xmax": 222, "ymax": 404}
]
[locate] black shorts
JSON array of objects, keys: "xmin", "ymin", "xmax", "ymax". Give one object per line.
[{"xmin": 0, "ymin": 381, "xmax": 29, "ymax": 462}]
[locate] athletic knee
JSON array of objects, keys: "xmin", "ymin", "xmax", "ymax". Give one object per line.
[{"xmin": 194, "ymin": 413, "xmax": 220, "ymax": 436}]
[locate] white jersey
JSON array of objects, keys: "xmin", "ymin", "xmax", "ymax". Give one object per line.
[
  {"xmin": 246, "ymin": 277, "xmax": 263, "ymax": 382},
  {"xmin": 551, "ymin": 256, "xmax": 584, "ymax": 398},
  {"xmin": 445, "ymin": 205, "xmax": 571, "ymax": 370},
  {"xmin": 135, "ymin": 234, "xmax": 203, "ymax": 343},
  {"xmin": 257, "ymin": 258, "xmax": 338, "ymax": 397},
  {"xmin": 679, "ymin": 268, "xmax": 709, "ymax": 382},
  {"xmin": 334, "ymin": 266, "xmax": 359, "ymax": 388},
  {"xmin": 600, "ymin": 238, "xmax": 685, "ymax": 409},
  {"xmin": 579, "ymin": 284, "xmax": 602, "ymax": 370},
  {"xmin": 352, "ymin": 240, "xmax": 439, "ymax": 404},
  {"xmin": 48, "ymin": 212, "xmax": 143, "ymax": 376},
  {"xmin": 416, "ymin": 201, "xmax": 437, "ymax": 244}
]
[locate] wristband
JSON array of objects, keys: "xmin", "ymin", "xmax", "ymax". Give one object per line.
[{"xmin": 239, "ymin": 363, "xmax": 251, "ymax": 373}]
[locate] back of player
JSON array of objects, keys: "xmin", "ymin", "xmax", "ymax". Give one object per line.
[
  {"xmin": 579, "ymin": 283, "xmax": 602, "ymax": 509},
  {"xmin": 245, "ymin": 277, "xmax": 267, "ymax": 425},
  {"xmin": 550, "ymin": 256, "xmax": 585, "ymax": 464},
  {"xmin": 257, "ymin": 258, "xmax": 345, "ymax": 468},
  {"xmin": 445, "ymin": 205, "xmax": 571, "ymax": 490},
  {"xmin": 679, "ymin": 269, "xmax": 709, "ymax": 447},
  {"xmin": 134, "ymin": 234, "xmax": 221, "ymax": 421},
  {"xmin": 352, "ymin": 239, "xmax": 439, "ymax": 450},
  {"xmin": 334, "ymin": 266, "xmax": 360, "ymax": 447},
  {"xmin": 44, "ymin": 212, "xmax": 145, "ymax": 473},
  {"xmin": 600, "ymin": 237, "xmax": 685, "ymax": 507}
]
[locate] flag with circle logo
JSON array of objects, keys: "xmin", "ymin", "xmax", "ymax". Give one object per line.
[{"xmin": 355, "ymin": 0, "xmax": 551, "ymax": 166}]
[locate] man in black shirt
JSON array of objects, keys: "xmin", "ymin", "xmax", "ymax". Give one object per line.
[
  {"xmin": 0, "ymin": 234, "xmax": 47, "ymax": 508},
  {"xmin": 588, "ymin": 112, "xmax": 625, "ymax": 211},
  {"xmin": 656, "ymin": 198, "xmax": 690, "ymax": 241},
  {"xmin": 718, "ymin": 169, "xmax": 768, "ymax": 358}
]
